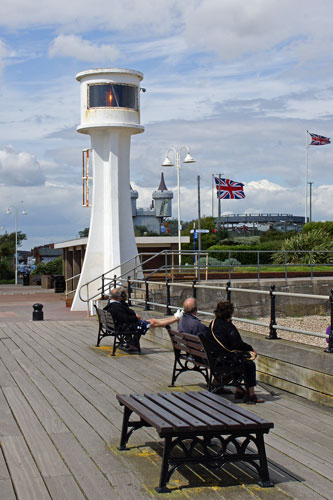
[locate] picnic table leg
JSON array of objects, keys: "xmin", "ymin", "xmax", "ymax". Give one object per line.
[
  {"xmin": 256, "ymin": 432, "xmax": 273, "ymax": 487},
  {"xmin": 155, "ymin": 436, "xmax": 173, "ymax": 493},
  {"xmin": 118, "ymin": 406, "xmax": 133, "ymax": 450}
]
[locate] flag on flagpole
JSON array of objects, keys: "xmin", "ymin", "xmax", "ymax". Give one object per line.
[
  {"xmin": 309, "ymin": 132, "xmax": 331, "ymax": 146},
  {"xmin": 215, "ymin": 177, "xmax": 245, "ymax": 199}
]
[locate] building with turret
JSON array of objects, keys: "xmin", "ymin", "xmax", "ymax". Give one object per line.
[{"xmin": 131, "ymin": 173, "xmax": 173, "ymax": 234}]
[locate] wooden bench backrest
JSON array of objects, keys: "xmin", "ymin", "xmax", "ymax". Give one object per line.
[
  {"xmin": 95, "ymin": 306, "xmax": 116, "ymax": 333},
  {"xmin": 167, "ymin": 328, "xmax": 208, "ymax": 365}
]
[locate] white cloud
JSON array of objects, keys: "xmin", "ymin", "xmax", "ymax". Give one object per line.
[
  {"xmin": 0, "ymin": 146, "xmax": 46, "ymax": 186},
  {"xmin": 0, "ymin": 38, "xmax": 16, "ymax": 74},
  {"xmin": 0, "ymin": 0, "xmax": 180, "ymax": 33},
  {"xmin": 0, "ymin": 181, "xmax": 90, "ymax": 249},
  {"xmin": 49, "ymin": 34, "xmax": 120, "ymax": 62},
  {"xmin": 184, "ymin": 0, "xmax": 333, "ymax": 61}
]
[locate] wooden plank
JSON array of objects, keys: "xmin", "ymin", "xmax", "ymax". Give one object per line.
[
  {"xmin": 265, "ymin": 432, "xmax": 333, "ymax": 480},
  {"xmin": 2, "ymin": 342, "xmax": 113, "ymax": 453},
  {"xmin": 0, "ymin": 389, "xmax": 21, "ymax": 437},
  {"xmin": 265, "ymin": 443, "xmax": 333, "ymax": 500},
  {"xmin": 2, "ymin": 318, "xmax": 333, "ymax": 499},
  {"xmin": 0, "ymin": 359, "xmax": 17, "ymax": 388},
  {"xmin": 1, "ymin": 435, "xmax": 51, "ymax": 500},
  {"xmin": 44, "ymin": 476, "xmax": 86, "ymax": 500},
  {"xmin": 117, "ymin": 394, "xmax": 174, "ymax": 432},
  {"xmin": 248, "ymin": 399, "xmax": 333, "ymax": 463},
  {"xmin": 174, "ymin": 392, "xmax": 260, "ymax": 429},
  {"xmin": 145, "ymin": 393, "xmax": 212, "ymax": 429},
  {"xmin": 9, "ymin": 370, "xmax": 68, "ymax": 434},
  {"xmin": 0, "ymin": 479, "xmax": 17, "ymax": 500},
  {"xmin": 0, "ymin": 447, "xmax": 10, "ymax": 480},
  {"xmin": 131, "ymin": 393, "xmax": 196, "ymax": 430},
  {"xmin": 3, "ymin": 386, "xmax": 70, "ymax": 478},
  {"xmin": 151, "ymin": 392, "xmax": 229, "ymax": 429},
  {"xmin": 17, "ymin": 319, "xmax": 160, "ymax": 400},
  {"xmin": 191, "ymin": 391, "xmax": 274, "ymax": 428},
  {"xmin": 50, "ymin": 432, "xmax": 119, "ymax": 500},
  {"xmin": 4, "ymin": 327, "xmax": 120, "ymax": 442},
  {"xmin": 107, "ymin": 471, "xmax": 154, "ymax": 500},
  {"xmin": 17, "ymin": 326, "xmax": 126, "ymax": 428}
]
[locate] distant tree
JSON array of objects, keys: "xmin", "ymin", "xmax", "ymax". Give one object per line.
[
  {"xmin": 0, "ymin": 231, "xmax": 26, "ymax": 281},
  {"xmin": 183, "ymin": 216, "xmax": 221, "ymax": 250},
  {"xmin": 31, "ymin": 256, "xmax": 63, "ymax": 276},
  {"xmin": 78, "ymin": 228, "xmax": 89, "ymax": 238}
]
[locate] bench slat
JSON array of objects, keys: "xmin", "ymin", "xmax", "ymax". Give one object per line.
[
  {"xmin": 173, "ymin": 391, "xmax": 253, "ymax": 429},
  {"xmin": 116, "ymin": 394, "xmax": 174, "ymax": 433},
  {"xmin": 146, "ymin": 394, "xmax": 209, "ymax": 430},
  {"xmin": 156, "ymin": 392, "xmax": 229, "ymax": 430},
  {"xmin": 131, "ymin": 394, "xmax": 192, "ymax": 431},
  {"xmin": 188, "ymin": 391, "xmax": 274, "ymax": 430}
]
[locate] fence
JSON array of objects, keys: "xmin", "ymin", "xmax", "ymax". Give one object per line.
[{"xmin": 111, "ymin": 276, "xmax": 333, "ymax": 354}]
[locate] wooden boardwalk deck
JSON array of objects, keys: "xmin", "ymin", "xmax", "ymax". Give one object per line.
[{"xmin": 1, "ymin": 318, "xmax": 332, "ymax": 499}]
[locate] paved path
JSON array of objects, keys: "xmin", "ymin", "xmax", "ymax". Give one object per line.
[
  {"xmin": 0, "ymin": 285, "xmax": 89, "ymax": 322},
  {"xmin": 0, "ymin": 312, "xmax": 332, "ymax": 499}
]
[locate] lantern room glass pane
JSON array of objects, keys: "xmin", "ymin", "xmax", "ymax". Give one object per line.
[{"xmin": 88, "ymin": 84, "xmax": 137, "ymax": 109}]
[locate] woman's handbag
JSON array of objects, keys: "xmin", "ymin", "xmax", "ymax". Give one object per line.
[{"xmin": 210, "ymin": 319, "xmax": 256, "ymax": 370}]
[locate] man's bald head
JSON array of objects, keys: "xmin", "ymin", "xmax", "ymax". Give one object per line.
[{"xmin": 183, "ymin": 297, "xmax": 198, "ymax": 314}]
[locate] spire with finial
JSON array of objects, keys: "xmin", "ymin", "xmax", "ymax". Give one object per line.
[{"xmin": 157, "ymin": 172, "xmax": 168, "ymax": 192}]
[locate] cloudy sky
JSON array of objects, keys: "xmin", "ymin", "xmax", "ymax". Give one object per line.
[{"xmin": 1, "ymin": 0, "xmax": 333, "ymax": 250}]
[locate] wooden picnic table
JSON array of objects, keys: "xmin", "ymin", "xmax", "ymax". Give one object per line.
[{"xmin": 116, "ymin": 390, "xmax": 274, "ymax": 493}]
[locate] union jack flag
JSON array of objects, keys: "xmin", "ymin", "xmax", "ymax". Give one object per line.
[
  {"xmin": 309, "ymin": 132, "xmax": 331, "ymax": 146},
  {"xmin": 215, "ymin": 177, "xmax": 245, "ymax": 199}
]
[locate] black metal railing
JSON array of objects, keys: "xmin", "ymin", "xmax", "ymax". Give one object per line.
[{"xmin": 114, "ymin": 277, "xmax": 333, "ymax": 354}]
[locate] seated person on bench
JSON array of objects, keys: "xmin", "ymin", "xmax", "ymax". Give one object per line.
[
  {"xmin": 207, "ymin": 301, "xmax": 264, "ymax": 404},
  {"xmin": 178, "ymin": 297, "xmax": 233, "ymax": 394},
  {"xmin": 178, "ymin": 297, "xmax": 208, "ymax": 336},
  {"xmin": 104, "ymin": 287, "xmax": 180, "ymax": 351}
]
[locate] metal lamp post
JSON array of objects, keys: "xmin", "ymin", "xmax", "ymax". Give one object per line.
[
  {"xmin": 161, "ymin": 146, "xmax": 195, "ymax": 269},
  {"xmin": 6, "ymin": 204, "xmax": 27, "ymax": 285}
]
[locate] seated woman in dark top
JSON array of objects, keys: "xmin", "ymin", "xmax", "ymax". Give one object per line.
[{"xmin": 207, "ymin": 301, "xmax": 264, "ymax": 404}]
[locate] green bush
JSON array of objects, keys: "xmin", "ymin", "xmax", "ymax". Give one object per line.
[
  {"xmin": 302, "ymin": 221, "xmax": 333, "ymax": 236},
  {"xmin": 198, "ymin": 256, "xmax": 223, "ymax": 266},
  {"xmin": 273, "ymin": 229, "xmax": 333, "ymax": 264},
  {"xmin": 232, "ymin": 236, "xmax": 260, "ymax": 245},
  {"xmin": 32, "ymin": 256, "xmax": 63, "ymax": 276},
  {"xmin": 207, "ymin": 242, "xmax": 282, "ymax": 265}
]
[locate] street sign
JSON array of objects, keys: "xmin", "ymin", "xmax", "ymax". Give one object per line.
[{"xmin": 190, "ymin": 229, "xmax": 209, "ymax": 234}]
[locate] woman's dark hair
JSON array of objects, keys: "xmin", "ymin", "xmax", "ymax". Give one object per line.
[{"xmin": 214, "ymin": 301, "xmax": 234, "ymax": 320}]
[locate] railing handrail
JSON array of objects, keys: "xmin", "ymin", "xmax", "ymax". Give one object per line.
[
  {"xmin": 78, "ymin": 250, "xmax": 169, "ymax": 303},
  {"xmin": 125, "ymin": 277, "xmax": 333, "ymax": 350}
]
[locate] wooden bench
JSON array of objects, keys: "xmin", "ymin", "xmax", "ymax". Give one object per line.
[
  {"xmin": 94, "ymin": 306, "xmax": 141, "ymax": 355},
  {"xmin": 116, "ymin": 390, "xmax": 274, "ymax": 492},
  {"xmin": 167, "ymin": 327, "xmax": 246, "ymax": 393}
]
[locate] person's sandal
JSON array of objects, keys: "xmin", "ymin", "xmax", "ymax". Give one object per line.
[{"xmin": 243, "ymin": 394, "xmax": 264, "ymax": 404}]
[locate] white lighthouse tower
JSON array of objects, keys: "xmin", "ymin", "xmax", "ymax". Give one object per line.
[{"xmin": 72, "ymin": 68, "xmax": 144, "ymax": 311}]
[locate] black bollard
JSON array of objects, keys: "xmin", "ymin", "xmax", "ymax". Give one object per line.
[{"xmin": 32, "ymin": 303, "xmax": 44, "ymax": 321}]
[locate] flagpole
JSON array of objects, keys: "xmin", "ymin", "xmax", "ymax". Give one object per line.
[
  {"xmin": 212, "ymin": 173, "xmax": 214, "ymax": 218},
  {"xmin": 218, "ymin": 174, "xmax": 221, "ymax": 240},
  {"xmin": 305, "ymin": 130, "xmax": 309, "ymax": 223}
]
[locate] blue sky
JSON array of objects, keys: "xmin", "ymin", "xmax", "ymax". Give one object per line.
[{"xmin": 1, "ymin": 0, "xmax": 333, "ymax": 250}]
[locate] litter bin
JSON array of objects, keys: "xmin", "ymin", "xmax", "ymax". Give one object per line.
[
  {"xmin": 54, "ymin": 275, "xmax": 66, "ymax": 293},
  {"xmin": 22, "ymin": 274, "xmax": 30, "ymax": 286}
]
